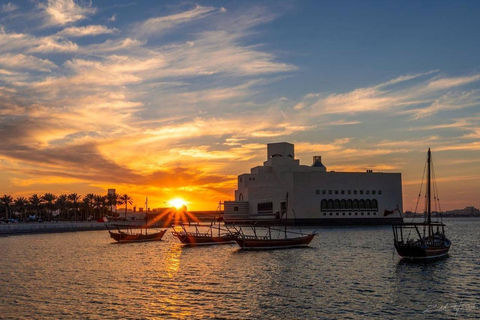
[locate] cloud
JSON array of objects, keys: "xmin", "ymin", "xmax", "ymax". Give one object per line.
[
  {"xmin": 294, "ymin": 71, "xmax": 480, "ymax": 119},
  {"xmin": 39, "ymin": 0, "xmax": 97, "ymax": 26},
  {"xmin": 0, "ymin": 54, "xmax": 57, "ymax": 72},
  {"xmin": 56, "ymin": 25, "xmax": 118, "ymax": 37},
  {"xmin": 134, "ymin": 5, "xmax": 218, "ymax": 37},
  {"xmin": 2, "ymin": 2, "xmax": 18, "ymax": 13}
]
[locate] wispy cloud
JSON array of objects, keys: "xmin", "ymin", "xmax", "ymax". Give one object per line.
[
  {"xmin": 2, "ymin": 2, "xmax": 18, "ymax": 13},
  {"xmin": 39, "ymin": 0, "xmax": 97, "ymax": 26},
  {"xmin": 0, "ymin": 53, "xmax": 57, "ymax": 72},
  {"xmin": 55, "ymin": 25, "xmax": 118, "ymax": 37},
  {"xmin": 134, "ymin": 5, "xmax": 218, "ymax": 37}
]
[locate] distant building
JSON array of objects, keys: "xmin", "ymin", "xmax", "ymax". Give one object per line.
[{"xmin": 224, "ymin": 142, "xmax": 403, "ymax": 225}]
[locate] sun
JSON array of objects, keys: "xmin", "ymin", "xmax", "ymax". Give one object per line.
[{"xmin": 168, "ymin": 198, "xmax": 187, "ymax": 209}]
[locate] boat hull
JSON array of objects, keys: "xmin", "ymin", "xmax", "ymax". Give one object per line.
[
  {"xmin": 173, "ymin": 233, "xmax": 236, "ymax": 246},
  {"xmin": 394, "ymin": 242, "xmax": 451, "ymax": 259},
  {"xmin": 109, "ymin": 229, "xmax": 166, "ymax": 243},
  {"xmin": 233, "ymin": 233, "xmax": 315, "ymax": 250}
]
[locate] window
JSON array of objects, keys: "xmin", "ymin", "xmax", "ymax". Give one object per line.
[
  {"xmin": 330, "ymin": 213, "xmax": 333, "ymax": 216},
  {"xmin": 340, "ymin": 199, "xmax": 346, "ymax": 209},
  {"xmin": 321, "ymin": 200, "xmax": 327, "ymax": 210},
  {"xmin": 360, "ymin": 190, "xmax": 363, "ymax": 195},
  {"xmin": 346, "ymin": 199, "xmax": 353, "ymax": 209},
  {"xmin": 355, "ymin": 212, "xmax": 358, "ymax": 215},
  {"xmin": 334, "ymin": 199, "xmax": 340, "ymax": 209},
  {"xmin": 252, "ymin": 177, "xmax": 255, "ymax": 180},
  {"xmin": 372, "ymin": 199, "xmax": 378, "ymax": 210},
  {"xmin": 367, "ymin": 212, "xmax": 370, "ymax": 215},
  {"xmin": 349, "ymin": 212, "xmax": 352, "ymax": 216},
  {"xmin": 366, "ymin": 190, "xmax": 370, "ymax": 195},
  {"xmin": 327, "ymin": 200, "xmax": 334, "ymax": 209},
  {"xmin": 316, "ymin": 190, "xmax": 320, "ymax": 195},
  {"xmin": 372, "ymin": 190, "xmax": 376, "ymax": 195},
  {"xmin": 323, "ymin": 213, "xmax": 326, "ymax": 216},
  {"xmin": 335, "ymin": 190, "xmax": 339, "ymax": 195},
  {"xmin": 336, "ymin": 212, "xmax": 339, "ymax": 215},
  {"xmin": 365, "ymin": 199, "xmax": 371, "ymax": 209},
  {"xmin": 341, "ymin": 190, "xmax": 345, "ymax": 194},
  {"xmin": 258, "ymin": 202, "xmax": 273, "ymax": 213},
  {"xmin": 378, "ymin": 190, "xmax": 382, "ymax": 195},
  {"xmin": 361, "ymin": 212, "xmax": 364, "ymax": 215},
  {"xmin": 234, "ymin": 207, "xmax": 239, "ymax": 211},
  {"xmin": 342, "ymin": 212, "xmax": 345, "ymax": 216},
  {"xmin": 329, "ymin": 190, "xmax": 332, "ymax": 195},
  {"xmin": 348, "ymin": 190, "xmax": 351, "ymax": 194},
  {"xmin": 354, "ymin": 190, "xmax": 357, "ymax": 195},
  {"xmin": 322, "ymin": 190, "xmax": 326, "ymax": 195}
]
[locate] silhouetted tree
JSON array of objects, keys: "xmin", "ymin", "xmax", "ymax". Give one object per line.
[
  {"xmin": 107, "ymin": 192, "xmax": 120, "ymax": 216},
  {"xmin": 119, "ymin": 194, "xmax": 133, "ymax": 220},
  {"xmin": 28, "ymin": 194, "xmax": 43, "ymax": 219},
  {"xmin": 83, "ymin": 194, "xmax": 95, "ymax": 220},
  {"xmin": 56, "ymin": 195, "xmax": 68, "ymax": 220},
  {"xmin": 42, "ymin": 193, "xmax": 57, "ymax": 221},
  {"xmin": 68, "ymin": 193, "xmax": 81, "ymax": 221},
  {"xmin": 14, "ymin": 197, "xmax": 28, "ymax": 221},
  {"xmin": 1, "ymin": 195, "xmax": 13, "ymax": 219}
]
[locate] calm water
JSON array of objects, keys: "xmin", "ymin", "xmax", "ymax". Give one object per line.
[{"xmin": 1, "ymin": 219, "xmax": 479, "ymax": 319}]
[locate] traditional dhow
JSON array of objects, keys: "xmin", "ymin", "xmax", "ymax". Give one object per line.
[
  {"xmin": 106, "ymin": 224, "xmax": 167, "ymax": 243},
  {"xmin": 392, "ymin": 149, "xmax": 451, "ymax": 259},
  {"xmin": 171, "ymin": 222, "xmax": 235, "ymax": 246},
  {"xmin": 223, "ymin": 142, "xmax": 403, "ymax": 225},
  {"xmin": 226, "ymin": 224, "xmax": 316, "ymax": 250}
]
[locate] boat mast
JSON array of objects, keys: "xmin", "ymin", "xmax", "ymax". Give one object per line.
[{"xmin": 427, "ymin": 148, "xmax": 432, "ymax": 236}]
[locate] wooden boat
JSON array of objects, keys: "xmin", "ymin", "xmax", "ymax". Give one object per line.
[
  {"xmin": 106, "ymin": 224, "xmax": 167, "ymax": 243},
  {"xmin": 226, "ymin": 223, "xmax": 316, "ymax": 250},
  {"xmin": 171, "ymin": 222, "xmax": 235, "ymax": 246},
  {"xmin": 392, "ymin": 148, "xmax": 451, "ymax": 259}
]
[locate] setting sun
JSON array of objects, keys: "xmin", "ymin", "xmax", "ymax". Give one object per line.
[{"xmin": 169, "ymin": 198, "xmax": 187, "ymax": 209}]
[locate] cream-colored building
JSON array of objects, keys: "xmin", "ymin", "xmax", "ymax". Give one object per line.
[{"xmin": 224, "ymin": 142, "xmax": 403, "ymax": 225}]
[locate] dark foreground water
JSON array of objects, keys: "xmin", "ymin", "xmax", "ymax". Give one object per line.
[{"xmin": 1, "ymin": 219, "xmax": 479, "ymax": 319}]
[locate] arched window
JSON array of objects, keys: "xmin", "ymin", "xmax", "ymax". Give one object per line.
[
  {"xmin": 239, "ymin": 193, "xmax": 244, "ymax": 201},
  {"xmin": 340, "ymin": 199, "xmax": 346, "ymax": 209},
  {"xmin": 365, "ymin": 199, "xmax": 371, "ymax": 209},
  {"xmin": 334, "ymin": 199, "xmax": 340, "ymax": 209},
  {"xmin": 327, "ymin": 199, "xmax": 334, "ymax": 209},
  {"xmin": 321, "ymin": 199, "xmax": 327, "ymax": 210},
  {"xmin": 346, "ymin": 199, "xmax": 353, "ymax": 210},
  {"xmin": 353, "ymin": 199, "xmax": 359, "ymax": 209},
  {"xmin": 372, "ymin": 199, "xmax": 378, "ymax": 209},
  {"xmin": 359, "ymin": 199, "xmax": 365, "ymax": 209}
]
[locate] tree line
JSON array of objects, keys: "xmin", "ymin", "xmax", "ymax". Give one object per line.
[{"xmin": 0, "ymin": 192, "xmax": 133, "ymax": 222}]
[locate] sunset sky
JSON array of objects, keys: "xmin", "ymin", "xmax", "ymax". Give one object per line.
[{"xmin": 1, "ymin": 0, "xmax": 479, "ymax": 211}]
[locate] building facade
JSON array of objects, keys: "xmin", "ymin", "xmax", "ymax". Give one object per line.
[{"xmin": 224, "ymin": 142, "xmax": 403, "ymax": 225}]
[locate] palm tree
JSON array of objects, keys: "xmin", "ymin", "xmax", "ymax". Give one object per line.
[
  {"xmin": 56, "ymin": 195, "xmax": 68, "ymax": 220},
  {"xmin": 68, "ymin": 193, "xmax": 81, "ymax": 221},
  {"xmin": 42, "ymin": 193, "xmax": 57, "ymax": 221},
  {"xmin": 1, "ymin": 195, "xmax": 13, "ymax": 219},
  {"xmin": 119, "ymin": 194, "xmax": 133, "ymax": 221},
  {"xmin": 28, "ymin": 194, "xmax": 43, "ymax": 220},
  {"xmin": 107, "ymin": 192, "xmax": 120, "ymax": 216},
  {"xmin": 83, "ymin": 194, "xmax": 95, "ymax": 220},
  {"xmin": 14, "ymin": 197, "xmax": 28, "ymax": 221},
  {"xmin": 93, "ymin": 195, "xmax": 107, "ymax": 220}
]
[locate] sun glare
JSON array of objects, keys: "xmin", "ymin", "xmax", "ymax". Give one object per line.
[{"xmin": 169, "ymin": 198, "xmax": 187, "ymax": 209}]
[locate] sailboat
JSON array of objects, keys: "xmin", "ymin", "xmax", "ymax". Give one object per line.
[
  {"xmin": 106, "ymin": 197, "xmax": 167, "ymax": 243},
  {"xmin": 226, "ymin": 209, "xmax": 317, "ymax": 250},
  {"xmin": 392, "ymin": 148, "xmax": 451, "ymax": 259},
  {"xmin": 171, "ymin": 222, "xmax": 236, "ymax": 246}
]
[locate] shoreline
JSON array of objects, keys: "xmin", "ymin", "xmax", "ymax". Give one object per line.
[{"xmin": 0, "ymin": 221, "xmax": 143, "ymax": 237}]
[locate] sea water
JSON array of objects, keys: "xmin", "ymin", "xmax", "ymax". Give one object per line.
[{"xmin": 1, "ymin": 219, "xmax": 479, "ymax": 319}]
